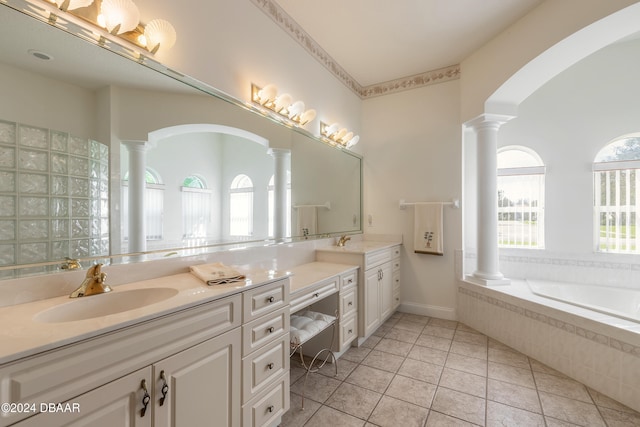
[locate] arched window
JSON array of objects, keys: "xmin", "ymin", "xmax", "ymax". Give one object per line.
[
  {"xmin": 229, "ymin": 174, "xmax": 253, "ymax": 237},
  {"xmin": 497, "ymin": 146, "xmax": 545, "ymax": 248},
  {"xmin": 593, "ymin": 133, "xmax": 640, "ymax": 253},
  {"xmin": 122, "ymin": 167, "xmax": 164, "ymax": 241},
  {"xmin": 182, "ymin": 175, "xmax": 211, "ymax": 239},
  {"xmin": 267, "ymin": 172, "xmax": 291, "ymax": 237}
]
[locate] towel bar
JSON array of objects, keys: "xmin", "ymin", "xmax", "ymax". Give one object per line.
[{"xmin": 399, "ymin": 199, "xmax": 460, "ymax": 209}]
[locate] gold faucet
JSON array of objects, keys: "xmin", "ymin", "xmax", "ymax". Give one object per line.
[
  {"xmin": 70, "ymin": 263, "xmax": 111, "ymax": 298},
  {"xmin": 337, "ymin": 235, "xmax": 351, "ymax": 247}
]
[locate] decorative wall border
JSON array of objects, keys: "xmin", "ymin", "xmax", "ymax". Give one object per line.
[
  {"xmin": 458, "ymin": 286, "xmax": 640, "ymax": 359},
  {"xmin": 250, "ymin": 0, "xmax": 460, "ymax": 98}
]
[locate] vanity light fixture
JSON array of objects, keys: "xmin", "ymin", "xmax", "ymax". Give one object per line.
[
  {"xmin": 320, "ymin": 121, "xmax": 360, "ymax": 149},
  {"xmin": 251, "ymin": 83, "xmax": 317, "ymax": 127},
  {"xmin": 39, "ymin": 0, "xmax": 176, "ymax": 55}
]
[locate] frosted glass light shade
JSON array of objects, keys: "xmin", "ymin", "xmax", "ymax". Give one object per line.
[
  {"xmin": 299, "ymin": 109, "xmax": 316, "ymax": 125},
  {"xmin": 346, "ymin": 135, "xmax": 360, "ymax": 148},
  {"xmin": 257, "ymin": 84, "xmax": 277, "ymax": 105},
  {"xmin": 335, "ymin": 128, "xmax": 348, "ymax": 141},
  {"xmin": 100, "ymin": 0, "xmax": 140, "ymax": 34},
  {"xmin": 324, "ymin": 123, "xmax": 340, "ymax": 136},
  {"xmin": 274, "ymin": 93, "xmax": 292, "ymax": 112},
  {"xmin": 144, "ymin": 19, "xmax": 177, "ymax": 51},
  {"xmin": 287, "ymin": 101, "xmax": 305, "ymax": 119}
]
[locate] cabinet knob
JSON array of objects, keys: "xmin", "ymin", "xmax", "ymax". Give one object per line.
[
  {"xmin": 266, "ymin": 296, "xmax": 275, "ymax": 303},
  {"xmin": 159, "ymin": 370, "xmax": 169, "ymax": 407},
  {"xmin": 313, "ymin": 292, "xmax": 319, "ymax": 298},
  {"xmin": 347, "ymin": 278, "xmax": 353, "ymax": 284},
  {"xmin": 267, "ymin": 326, "xmax": 275, "ymax": 334},
  {"xmin": 267, "ymin": 362, "xmax": 275, "ymax": 370},
  {"xmin": 348, "ymin": 301, "xmax": 353, "ymax": 306},
  {"xmin": 140, "ymin": 379, "xmax": 151, "ymax": 418},
  {"xmin": 267, "ymin": 405, "xmax": 275, "ymax": 413},
  {"xmin": 348, "ymin": 329, "xmax": 353, "ymax": 334}
]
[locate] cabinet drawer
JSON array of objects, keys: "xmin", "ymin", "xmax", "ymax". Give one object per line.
[
  {"xmin": 242, "ymin": 373, "xmax": 289, "ymax": 427},
  {"xmin": 393, "ymin": 287, "xmax": 400, "ymax": 307},
  {"xmin": 242, "ymin": 306, "xmax": 289, "ymax": 357},
  {"xmin": 393, "ymin": 271, "xmax": 401, "ymax": 290},
  {"xmin": 340, "ymin": 287, "xmax": 357, "ymax": 318},
  {"xmin": 242, "ymin": 334, "xmax": 289, "ymax": 402},
  {"xmin": 339, "ymin": 313, "xmax": 357, "ymax": 350},
  {"xmin": 392, "ymin": 245, "xmax": 401, "ymax": 259},
  {"xmin": 365, "ymin": 248, "xmax": 392, "ymax": 269},
  {"xmin": 392, "ymin": 258, "xmax": 400, "ymax": 272},
  {"xmin": 290, "ymin": 279, "xmax": 338, "ymax": 314},
  {"xmin": 341, "ymin": 271, "xmax": 357, "ymax": 291},
  {"xmin": 243, "ymin": 279, "xmax": 289, "ymax": 322}
]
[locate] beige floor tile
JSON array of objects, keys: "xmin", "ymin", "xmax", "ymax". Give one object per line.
[
  {"xmin": 368, "ymin": 395, "xmax": 429, "ymax": 427},
  {"xmin": 440, "ymin": 368, "xmax": 487, "ymax": 398},
  {"xmin": 445, "ymin": 352, "xmax": 488, "ymax": 377},
  {"xmin": 454, "ymin": 330, "xmax": 488, "ymax": 346},
  {"xmin": 423, "ymin": 325, "xmax": 456, "ymax": 339},
  {"xmin": 588, "ymin": 387, "xmax": 640, "ymax": 414},
  {"xmin": 599, "ymin": 406, "xmax": 640, "ymax": 426},
  {"xmin": 416, "ymin": 333, "xmax": 453, "ymax": 351},
  {"xmin": 401, "ymin": 313, "xmax": 431, "ymax": 325},
  {"xmin": 486, "ymin": 400, "xmax": 545, "ymax": 427},
  {"xmin": 529, "ymin": 358, "xmax": 569, "ymax": 378},
  {"xmin": 487, "ymin": 361, "xmax": 535, "ymax": 388},
  {"xmin": 281, "ymin": 392, "xmax": 322, "ymax": 426},
  {"xmin": 289, "ymin": 372, "xmax": 342, "ymax": 404},
  {"xmin": 361, "ymin": 334, "xmax": 382, "ymax": 349},
  {"xmin": 304, "ymin": 405, "xmax": 366, "ymax": 427},
  {"xmin": 488, "ymin": 338, "xmax": 514, "ymax": 352},
  {"xmin": 432, "ymin": 387, "xmax": 486, "ymax": 426},
  {"xmin": 457, "ymin": 323, "xmax": 483, "ymax": 334},
  {"xmin": 325, "ymin": 382, "xmax": 382, "ymax": 420},
  {"xmin": 488, "ymin": 347, "xmax": 530, "ymax": 369},
  {"xmin": 386, "ymin": 374, "xmax": 437, "ymax": 408},
  {"xmin": 341, "ymin": 346, "xmax": 372, "ymax": 363},
  {"xmin": 487, "ymin": 378, "xmax": 541, "ymax": 414},
  {"xmin": 450, "ymin": 340, "xmax": 488, "ymax": 360},
  {"xmin": 398, "ymin": 357, "xmax": 443, "ymax": 385},
  {"xmin": 426, "ymin": 410, "xmax": 480, "ymax": 426},
  {"xmin": 345, "ymin": 364, "xmax": 395, "ymax": 393},
  {"xmin": 373, "ymin": 337, "xmax": 413, "ymax": 357},
  {"xmin": 289, "ymin": 364, "xmax": 307, "ymax": 385},
  {"xmin": 533, "ymin": 371, "xmax": 591, "ymax": 403},
  {"xmin": 384, "ymin": 327, "xmax": 420, "ymax": 343},
  {"xmin": 539, "ymin": 392, "xmax": 606, "ymax": 427},
  {"xmin": 429, "ymin": 318, "xmax": 459, "ymax": 330},
  {"xmin": 544, "ymin": 416, "xmax": 582, "ymax": 426},
  {"xmin": 393, "ymin": 319, "xmax": 427, "ymax": 333},
  {"xmin": 316, "ymin": 357, "xmax": 358, "ymax": 381},
  {"xmin": 408, "ymin": 344, "xmax": 448, "ymax": 366},
  {"xmin": 362, "ymin": 349, "xmax": 405, "ymax": 373}
]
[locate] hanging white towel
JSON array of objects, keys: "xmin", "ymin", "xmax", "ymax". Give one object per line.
[
  {"xmin": 414, "ymin": 203, "xmax": 444, "ymax": 255},
  {"xmin": 296, "ymin": 206, "xmax": 317, "ymax": 238}
]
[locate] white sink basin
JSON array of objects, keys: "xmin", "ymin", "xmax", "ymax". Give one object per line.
[{"xmin": 34, "ymin": 287, "xmax": 179, "ymax": 323}]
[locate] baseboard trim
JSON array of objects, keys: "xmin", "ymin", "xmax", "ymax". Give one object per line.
[{"xmin": 397, "ymin": 302, "xmax": 456, "ymax": 320}]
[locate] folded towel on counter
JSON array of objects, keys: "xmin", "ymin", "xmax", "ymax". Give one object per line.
[
  {"xmin": 290, "ymin": 310, "xmax": 336, "ymax": 346},
  {"xmin": 414, "ymin": 203, "xmax": 444, "ymax": 255},
  {"xmin": 296, "ymin": 206, "xmax": 317, "ymax": 238},
  {"xmin": 190, "ymin": 262, "xmax": 246, "ymax": 285}
]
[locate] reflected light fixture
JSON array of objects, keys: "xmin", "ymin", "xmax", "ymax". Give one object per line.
[
  {"xmin": 251, "ymin": 83, "xmax": 316, "ymax": 127},
  {"xmin": 320, "ymin": 121, "xmax": 360, "ymax": 149}
]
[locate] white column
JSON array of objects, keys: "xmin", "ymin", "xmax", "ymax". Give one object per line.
[
  {"xmin": 268, "ymin": 148, "xmax": 291, "ymax": 239},
  {"xmin": 123, "ymin": 141, "xmax": 149, "ymax": 253},
  {"xmin": 466, "ymin": 114, "xmax": 513, "ymax": 286}
]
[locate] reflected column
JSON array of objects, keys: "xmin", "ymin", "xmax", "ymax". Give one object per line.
[
  {"xmin": 123, "ymin": 141, "xmax": 149, "ymax": 253},
  {"xmin": 269, "ymin": 148, "xmax": 291, "ymax": 239}
]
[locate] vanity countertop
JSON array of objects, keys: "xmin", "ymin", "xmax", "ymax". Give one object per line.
[
  {"xmin": 0, "ymin": 268, "xmax": 288, "ymax": 365},
  {"xmin": 315, "ymin": 240, "xmax": 402, "ymax": 255},
  {"xmin": 287, "ymin": 262, "xmax": 358, "ymax": 295}
]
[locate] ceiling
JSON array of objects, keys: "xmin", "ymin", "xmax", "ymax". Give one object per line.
[{"xmin": 273, "ymin": 0, "xmax": 544, "ymax": 88}]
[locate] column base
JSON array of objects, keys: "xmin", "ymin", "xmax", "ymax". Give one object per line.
[{"xmin": 465, "ymin": 274, "xmax": 511, "ymax": 287}]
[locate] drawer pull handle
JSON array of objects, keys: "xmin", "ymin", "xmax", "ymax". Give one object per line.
[
  {"xmin": 313, "ymin": 292, "xmax": 319, "ymax": 298},
  {"xmin": 348, "ymin": 329, "xmax": 353, "ymax": 334},
  {"xmin": 348, "ymin": 301, "xmax": 353, "ymax": 306},
  {"xmin": 267, "ymin": 363, "xmax": 275, "ymax": 370},
  {"xmin": 347, "ymin": 278, "xmax": 353, "ymax": 284},
  {"xmin": 140, "ymin": 379, "xmax": 151, "ymax": 417},
  {"xmin": 266, "ymin": 296, "xmax": 275, "ymax": 303},
  {"xmin": 267, "ymin": 326, "xmax": 275, "ymax": 333},
  {"xmin": 267, "ymin": 405, "xmax": 275, "ymax": 413},
  {"xmin": 159, "ymin": 370, "xmax": 169, "ymax": 406}
]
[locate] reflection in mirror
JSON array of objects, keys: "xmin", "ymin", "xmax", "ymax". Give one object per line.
[{"xmin": 0, "ymin": 2, "xmax": 362, "ymax": 280}]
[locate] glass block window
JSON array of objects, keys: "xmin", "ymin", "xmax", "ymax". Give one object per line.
[
  {"xmin": 593, "ymin": 133, "xmax": 640, "ymax": 253},
  {"xmin": 230, "ymin": 174, "xmax": 253, "ymax": 237},
  {"xmin": 497, "ymin": 146, "xmax": 545, "ymax": 249}
]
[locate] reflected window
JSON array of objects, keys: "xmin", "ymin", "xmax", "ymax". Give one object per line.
[
  {"xmin": 230, "ymin": 174, "xmax": 253, "ymax": 237},
  {"xmin": 182, "ymin": 175, "xmax": 212, "ymax": 239},
  {"xmin": 593, "ymin": 133, "xmax": 640, "ymax": 253},
  {"xmin": 122, "ymin": 168, "xmax": 164, "ymax": 241},
  {"xmin": 497, "ymin": 146, "xmax": 545, "ymax": 248},
  {"xmin": 267, "ymin": 172, "xmax": 291, "ymax": 237}
]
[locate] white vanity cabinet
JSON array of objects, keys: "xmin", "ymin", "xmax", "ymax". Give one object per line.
[
  {"xmin": 1, "ymin": 277, "xmax": 290, "ymax": 427},
  {"xmin": 317, "ymin": 243, "xmax": 401, "ymax": 343}
]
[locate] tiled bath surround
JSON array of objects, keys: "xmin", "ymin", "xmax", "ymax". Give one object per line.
[{"xmin": 457, "ymin": 280, "xmax": 640, "ymax": 413}]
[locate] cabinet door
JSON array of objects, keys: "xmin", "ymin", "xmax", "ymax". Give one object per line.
[
  {"xmin": 363, "ymin": 268, "xmax": 381, "ymax": 337},
  {"xmin": 15, "ymin": 367, "xmax": 152, "ymax": 427},
  {"xmin": 154, "ymin": 328, "xmax": 241, "ymax": 427},
  {"xmin": 379, "ymin": 262, "xmax": 394, "ymax": 321}
]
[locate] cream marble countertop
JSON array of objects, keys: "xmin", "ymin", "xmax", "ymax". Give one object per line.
[
  {"xmin": 0, "ymin": 268, "xmax": 288, "ymax": 365},
  {"xmin": 315, "ymin": 240, "xmax": 402, "ymax": 255},
  {"xmin": 287, "ymin": 262, "xmax": 358, "ymax": 295}
]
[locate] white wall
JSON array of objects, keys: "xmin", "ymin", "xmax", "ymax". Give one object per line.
[{"xmin": 362, "ymin": 80, "xmax": 462, "ymax": 318}]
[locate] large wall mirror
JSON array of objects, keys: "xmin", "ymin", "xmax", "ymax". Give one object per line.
[{"xmin": 0, "ymin": 3, "xmax": 362, "ymax": 278}]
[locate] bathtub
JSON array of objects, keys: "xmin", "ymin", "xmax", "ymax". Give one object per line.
[{"xmin": 527, "ymin": 279, "xmax": 640, "ymax": 323}]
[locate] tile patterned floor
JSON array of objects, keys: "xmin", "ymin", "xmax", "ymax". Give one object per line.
[{"xmin": 280, "ymin": 312, "xmax": 640, "ymax": 427}]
